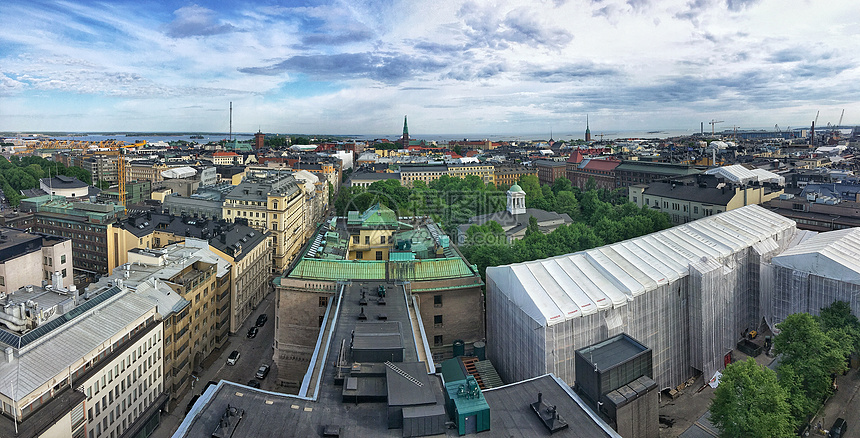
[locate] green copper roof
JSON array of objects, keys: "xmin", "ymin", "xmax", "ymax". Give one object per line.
[
  {"xmin": 287, "ymin": 257, "xmax": 478, "ymax": 281},
  {"xmin": 508, "ymin": 183, "xmax": 523, "ymax": 193},
  {"xmin": 359, "ymin": 203, "xmax": 400, "ymax": 227}
]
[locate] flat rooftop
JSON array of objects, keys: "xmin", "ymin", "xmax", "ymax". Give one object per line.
[
  {"xmin": 176, "ymin": 280, "xmax": 620, "ymax": 437},
  {"xmin": 576, "ymin": 334, "xmax": 650, "ymax": 372}
]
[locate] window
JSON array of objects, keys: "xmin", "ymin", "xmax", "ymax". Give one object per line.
[
  {"xmin": 61, "ymin": 255, "xmax": 66, "ymax": 264},
  {"xmin": 380, "ymin": 236, "xmax": 385, "ymax": 244},
  {"xmin": 434, "ymin": 335, "xmax": 443, "ymax": 346},
  {"xmin": 375, "ymin": 251, "xmax": 383, "ymax": 260},
  {"xmin": 0, "ymin": 276, "xmax": 4, "ymax": 286},
  {"xmin": 353, "ymin": 236, "xmax": 359, "ymax": 244},
  {"xmin": 319, "ymin": 297, "xmax": 328, "ymax": 307},
  {"xmin": 365, "ymin": 236, "xmax": 370, "ymax": 245},
  {"xmin": 62, "ymin": 268, "xmax": 67, "ymax": 278},
  {"xmin": 356, "ymin": 251, "xmax": 363, "ymax": 260},
  {"xmin": 434, "ymin": 315, "xmax": 443, "ymax": 327},
  {"xmin": 693, "ymin": 206, "xmax": 699, "ymax": 214},
  {"xmin": 434, "ymin": 295, "xmax": 442, "ymax": 308}
]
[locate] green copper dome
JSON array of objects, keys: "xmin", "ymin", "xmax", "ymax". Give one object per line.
[{"xmin": 509, "ymin": 184, "xmax": 524, "ymax": 193}]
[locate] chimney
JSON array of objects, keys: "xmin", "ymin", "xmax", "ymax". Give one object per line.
[{"xmin": 52, "ymin": 270, "xmax": 62, "ymax": 289}]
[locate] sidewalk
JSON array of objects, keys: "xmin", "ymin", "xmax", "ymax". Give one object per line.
[{"xmin": 810, "ymin": 367, "xmax": 860, "ymax": 437}]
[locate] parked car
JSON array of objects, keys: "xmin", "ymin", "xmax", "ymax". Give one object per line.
[
  {"xmin": 255, "ymin": 364, "xmax": 270, "ymax": 379},
  {"xmin": 829, "ymin": 418, "xmax": 847, "ymax": 438},
  {"xmin": 227, "ymin": 350, "xmax": 240, "ymax": 365},
  {"xmin": 255, "ymin": 314, "xmax": 268, "ymax": 327},
  {"xmin": 246, "ymin": 380, "xmax": 260, "ymax": 389},
  {"xmin": 247, "ymin": 327, "xmax": 259, "ymax": 338}
]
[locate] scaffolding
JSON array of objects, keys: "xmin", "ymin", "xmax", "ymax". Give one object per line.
[{"xmin": 487, "ymin": 205, "xmax": 799, "ymax": 391}]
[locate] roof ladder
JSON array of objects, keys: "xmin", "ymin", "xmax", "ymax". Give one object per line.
[{"xmin": 384, "ymin": 361, "xmax": 423, "ymax": 387}]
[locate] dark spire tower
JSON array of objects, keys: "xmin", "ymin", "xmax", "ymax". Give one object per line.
[
  {"xmin": 585, "ymin": 115, "xmax": 592, "ymax": 142},
  {"xmin": 402, "ymin": 115, "xmax": 410, "ymax": 146}
]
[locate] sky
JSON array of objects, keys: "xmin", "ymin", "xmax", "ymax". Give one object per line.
[{"xmin": 1, "ymin": 0, "xmax": 859, "ymax": 136}]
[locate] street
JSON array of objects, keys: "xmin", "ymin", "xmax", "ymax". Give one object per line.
[
  {"xmin": 151, "ymin": 288, "xmax": 278, "ymax": 438},
  {"xmin": 813, "ymin": 366, "xmax": 860, "ymax": 438}
]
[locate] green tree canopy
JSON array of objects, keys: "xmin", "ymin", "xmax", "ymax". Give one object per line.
[
  {"xmin": 817, "ymin": 300, "xmax": 860, "ymax": 352},
  {"xmin": 774, "ymin": 312, "xmax": 851, "ymax": 421},
  {"xmin": 709, "ymin": 357, "xmax": 794, "ymax": 438}
]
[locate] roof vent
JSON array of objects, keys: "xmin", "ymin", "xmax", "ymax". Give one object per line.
[
  {"xmin": 357, "ymin": 307, "xmax": 367, "ymax": 320},
  {"xmin": 530, "ymin": 392, "xmax": 568, "ymax": 434}
]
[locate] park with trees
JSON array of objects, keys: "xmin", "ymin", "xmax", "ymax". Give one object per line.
[
  {"xmin": 332, "ymin": 174, "xmax": 671, "ymax": 278},
  {"xmin": 0, "ymin": 155, "xmax": 92, "ymax": 207}
]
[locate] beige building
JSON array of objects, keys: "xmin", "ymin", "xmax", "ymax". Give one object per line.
[
  {"xmin": 108, "ymin": 213, "xmax": 271, "ymax": 335},
  {"xmin": 93, "ymin": 243, "xmax": 228, "ymax": 406},
  {"xmin": 399, "ymin": 165, "xmax": 447, "ymax": 187},
  {"xmin": 0, "ymin": 227, "xmax": 73, "ymax": 293},
  {"xmin": 126, "ymin": 160, "xmax": 170, "ymax": 183},
  {"xmin": 447, "ymin": 163, "xmax": 495, "ymax": 185},
  {"xmin": 629, "ymin": 174, "xmax": 784, "ymax": 225},
  {"xmin": 223, "ymin": 173, "xmax": 307, "ymax": 272}
]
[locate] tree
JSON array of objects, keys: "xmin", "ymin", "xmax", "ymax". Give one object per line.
[
  {"xmin": 774, "ymin": 313, "xmax": 851, "ymax": 420},
  {"xmin": 709, "ymin": 357, "xmax": 795, "ymax": 438},
  {"xmin": 817, "ymin": 300, "xmax": 860, "ymax": 352},
  {"xmin": 551, "ymin": 177, "xmax": 572, "ymax": 194}
]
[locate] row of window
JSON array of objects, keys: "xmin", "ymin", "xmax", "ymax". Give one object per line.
[{"xmin": 354, "ymin": 251, "xmax": 384, "ymax": 260}]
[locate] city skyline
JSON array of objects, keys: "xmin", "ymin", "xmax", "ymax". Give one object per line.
[{"xmin": 1, "ymin": 0, "xmax": 858, "ymax": 135}]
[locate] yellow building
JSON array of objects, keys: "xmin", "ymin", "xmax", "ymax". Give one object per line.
[
  {"xmin": 223, "ymin": 173, "xmax": 308, "ymax": 272},
  {"xmin": 447, "ymin": 163, "xmax": 495, "ymax": 185}
]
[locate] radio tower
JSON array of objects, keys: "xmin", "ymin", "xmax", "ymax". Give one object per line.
[{"xmin": 229, "ymin": 102, "xmax": 233, "ymax": 141}]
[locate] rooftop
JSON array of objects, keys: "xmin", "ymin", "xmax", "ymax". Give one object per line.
[
  {"xmin": 0, "ymin": 286, "xmax": 155, "ymax": 403},
  {"xmin": 575, "ymin": 334, "xmax": 650, "ymax": 372}
]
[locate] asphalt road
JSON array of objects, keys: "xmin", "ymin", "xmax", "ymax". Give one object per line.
[{"xmin": 151, "ymin": 288, "xmax": 278, "ymax": 438}]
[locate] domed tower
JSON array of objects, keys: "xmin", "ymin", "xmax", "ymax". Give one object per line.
[{"xmin": 506, "ymin": 184, "xmax": 526, "ymax": 215}]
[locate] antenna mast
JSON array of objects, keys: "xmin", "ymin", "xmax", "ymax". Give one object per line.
[{"xmin": 229, "ymin": 102, "xmax": 233, "ymax": 141}]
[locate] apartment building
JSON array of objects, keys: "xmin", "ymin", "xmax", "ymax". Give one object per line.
[
  {"xmin": 108, "ymin": 213, "xmax": 271, "ymax": 334},
  {"xmin": 0, "ymin": 227, "xmax": 72, "ymax": 293},
  {"xmin": 0, "ymin": 283, "xmax": 165, "ymax": 438},
  {"xmin": 80, "ymin": 155, "xmax": 118, "ymax": 184},
  {"xmin": 22, "ymin": 195, "xmax": 123, "ymax": 276},
  {"xmin": 93, "ymin": 243, "xmax": 227, "ymax": 406},
  {"xmin": 567, "ymin": 157, "xmax": 622, "ymax": 190},
  {"xmin": 126, "ymin": 160, "xmax": 171, "ymax": 184},
  {"xmin": 534, "ymin": 160, "xmax": 567, "ymax": 185},
  {"xmin": 399, "ymin": 165, "xmax": 447, "ymax": 187},
  {"xmin": 493, "ymin": 164, "xmax": 535, "ymax": 189},
  {"xmin": 447, "ymin": 163, "xmax": 495, "ymax": 186},
  {"xmin": 628, "ymin": 174, "xmax": 784, "ymax": 225},
  {"xmin": 223, "ymin": 173, "xmax": 305, "ymax": 272}
]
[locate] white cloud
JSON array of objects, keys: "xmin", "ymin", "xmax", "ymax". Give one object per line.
[{"xmin": 0, "ymin": 0, "xmax": 858, "ymax": 133}]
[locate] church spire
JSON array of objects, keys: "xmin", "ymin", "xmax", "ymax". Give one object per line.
[
  {"xmin": 585, "ymin": 114, "xmax": 592, "ymax": 142},
  {"xmin": 401, "ymin": 115, "xmax": 410, "ymax": 146}
]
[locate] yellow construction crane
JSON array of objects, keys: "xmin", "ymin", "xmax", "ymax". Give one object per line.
[{"xmin": 708, "ymin": 119, "xmax": 724, "ymax": 136}]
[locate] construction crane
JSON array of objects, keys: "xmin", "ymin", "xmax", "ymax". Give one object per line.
[
  {"xmin": 708, "ymin": 119, "xmax": 724, "ymax": 136},
  {"xmin": 92, "ymin": 144, "xmax": 137, "ymax": 212}
]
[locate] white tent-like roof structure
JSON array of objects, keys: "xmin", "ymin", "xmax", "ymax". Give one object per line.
[
  {"xmin": 161, "ymin": 166, "xmax": 197, "ymax": 179},
  {"xmin": 771, "ymin": 227, "xmax": 860, "ymax": 285},
  {"xmin": 705, "ymin": 164, "xmax": 758, "ymax": 184},
  {"xmin": 487, "ymin": 205, "xmax": 796, "ymax": 327}
]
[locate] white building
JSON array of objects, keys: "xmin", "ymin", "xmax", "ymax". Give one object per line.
[
  {"xmin": 0, "ymin": 284, "xmax": 164, "ymax": 438},
  {"xmin": 486, "ymin": 205, "xmax": 802, "ymax": 391}
]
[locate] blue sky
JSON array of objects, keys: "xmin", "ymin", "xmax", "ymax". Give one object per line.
[{"xmin": 1, "ymin": 0, "xmax": 858, "ymax": 136}]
